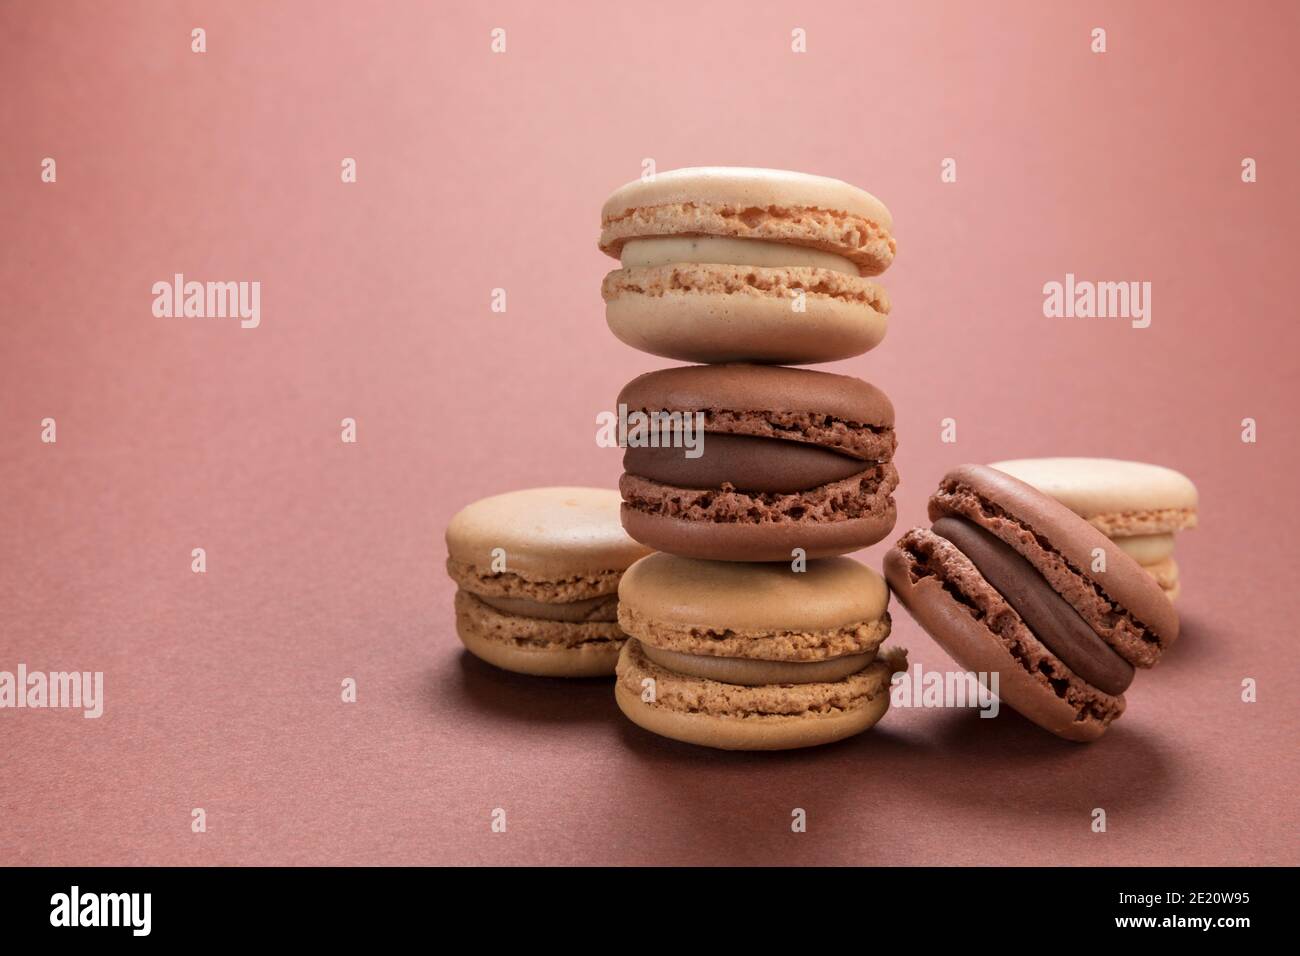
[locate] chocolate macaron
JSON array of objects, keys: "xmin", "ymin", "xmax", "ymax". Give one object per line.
[
  {"xmin": 884, "ymin": 465, "xmax": 1179, "ymax": 741},
  {"xmin": 599, "ymin": 167, "xmax": 895, "ymax": 365},
  {"xmin": 615, "ymin": 553, "xmax": 906, "ymax": 750},
  {"xmin": 617, "ymin": 363, "xmax": 899, "ymax": 561},
  {"xmin": 446, "ymin": 487, "xmax": 652, "ymax": 677}
]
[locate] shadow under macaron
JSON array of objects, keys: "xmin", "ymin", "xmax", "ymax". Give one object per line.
[
  {"xmin": 1139, "ymin": 610, "xmax": 1216, "ymax": 676},
  {"xmin": 871, "ymin": 703, "xmax": 1177, "ymax": 819},
  {"xmin": 444, "ymin": 650, "xmax": 625, "ymax": 727},
  {"xmin": 613, "ymin": 708, "xmax": 893, "ymax": 766},
  {"xmin": 614, "ymin": 671, "xmax": 1179, "ymax": 825}
]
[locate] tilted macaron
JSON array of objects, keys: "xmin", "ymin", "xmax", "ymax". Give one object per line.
[
  {"xmin": 598, "ymin": 167, "xmax": 895, "ymax": 365},
  {"xmin": 884, "ymin": 465, "xmax": 1179, "ymax": 742},
  {"xmin": 617, "ymin": 363, "xmax": 899, "ymax": 561},
  {"xmin": 988, "ymin": 458, "xmax": 1198, "ymax": 601},
  {"xmin": 615, "ymin": 554, "xmax": 907, "ymax": 750},
  {"xmin": 446, "ymin": 487, "xmax": 652, "ymax": 677}
]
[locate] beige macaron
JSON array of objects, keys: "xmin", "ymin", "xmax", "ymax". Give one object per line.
[
  {"xmin": 446, "ymin": 487, "xmax": 652, "ymax": 677},
  {"xmin": 989, "ymin": 458, "xmax": 1197, "ymax": 601},
  {"xmin": 614, "ymin": 554, "xmax": 906, "ymax": 750},
  {"xmin": 598, "ymin": 167, "xmax": 895, "ymax": 365}
]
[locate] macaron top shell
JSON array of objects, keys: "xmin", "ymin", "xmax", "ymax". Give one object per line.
[
  {"xmin": 989, "ymin": 457, "xmax": 1198, "ymax": 521},
  {"xmin": 619, "ymin": 364, "xmax": 895, "ymax": 430},
  {"xmin": 599, "ymin": 167, "xmax": 895, "ymax": 274},
  {"xmin": 929, "ymin": 465, "xmax": 1178, "ymax": 653},
  {"xmin": 600, "ymin": 167, "xmax": 893, "ymax": 230},
  {"xmin": 618, "ymin": 553, "xmax": 889, "ymax": 632},
  {"xmin": 446, "ymin": 487, "xmax": 651, "ymax": 580}
]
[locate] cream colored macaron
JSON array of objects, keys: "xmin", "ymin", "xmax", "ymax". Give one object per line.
[
  {"xmin": 614, "ymin": 554, "xmax": 906, "ymax": 750},
  {"xmin": 598, "ymin": 167, "xmax": 896, "ymax": 365},
  {"xmin": 989, "ymin": 457, "xmax": 1197, "ymax": 601},
  {"xmin": 446, "ymin": 487, "xmax": 652, "ymax": 677}
]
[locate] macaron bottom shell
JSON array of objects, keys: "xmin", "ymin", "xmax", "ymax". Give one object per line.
[
  {"xmin": 604, "ymin": 266, "xmax": 888, "ymax": 366},
  {"xmin": 454, "ymin": 590, "xmax": 627, "ymax": 678},
  {"xmin": 619, "ymin": 464, "xmax": 898, "ymax": 562},
  {"xmin": 614, "ymin": 639, "xmax": 898, "ymax": 751}
]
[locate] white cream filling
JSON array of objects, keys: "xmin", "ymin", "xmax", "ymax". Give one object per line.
[
  {"xmin": 1113, "ymin": 533, "xmax": 1176, "ymax": 564},
  {"xmin": 620, "ymin": 236, "xmax": 858, "ymax": 275},
  {"xmin": 642, "ymin": 643, "xmax": 874, "ymax": 686}
]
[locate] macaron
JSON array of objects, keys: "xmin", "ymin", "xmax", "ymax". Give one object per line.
[
  {"xmin": 884, "ymin": 465, "xmax": 1179, "ymax": 742},
  {"xmin": 598, "ymin": 167, "xmax": 895, "ymax": 365},
  {"xmin": 446, "ymin": 487, "xmax": 652, "ymax": 677},
  {"xmin": 614, "ymin": 553, "xmax": 907, "ymax": 750},
  {"xmin": 617, "ymin": 363, "xmax": 899, "ymax": 561},
  {"xmin": 988, "ymin": 458, "xmax": 1197, "ymax": 601}
]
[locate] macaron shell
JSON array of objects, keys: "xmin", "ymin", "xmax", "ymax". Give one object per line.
[
  {"xmin": 604, "ymin": 268, "xmax": 888, "ymax": 365},
  {"xmin": 601, "ymin": 167, "xmax": 894, "ymax": 229},
  {"xmin": 620, "ymin": 600, "xmax": 890, "ymax": 662},
  {"xmin": 884, "ymin": 541, "xmax": 1114, "ymax": 742},
  {"xmin": 620, "ymin": 497, "xmax": 897, "ymax": 562},
  {"xmin": 619, "ymin": 363, "xmax": 895, "ymax": 432},
  {"xmin": 989, "ymin": 457, "xmax": 1198, "ymax": 536},
  {"xmin": 614, "ymin": 639, "xmax": 898, "ymax": 750},
  {"xmin": 618, "ymin": 553, "xmax": 888, "ymax": 633},
  {"xmin": 615, "ymin": 680, "xmax": 890, "ymax": 750},
  {"xmin": 930, "ymin": 465, "xmax": 1178, "ymax": 664},
  {"xmin": 454, "ymin": 590, "xmax": 626, "ymax": 677},
  {"xmin": 446, "ymin": 486, "xmax": 651, "ymax": 581}
]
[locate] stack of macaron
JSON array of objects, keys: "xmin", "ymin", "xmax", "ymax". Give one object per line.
[
  {"xmin": 988, "ymin": 458, "xmax": 1198, "ymax": 601},
  {"xmin": 599, "ymin": 167, "xmax": 907, "ymax": 750}
]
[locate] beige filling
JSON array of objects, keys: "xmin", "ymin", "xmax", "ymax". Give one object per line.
[
  {"xmin": 620, "ymin": 236, "xmax": 858, "ymax": 275},
  {"xmin": 475, "ymin": 592, "xmax": 617, "ymax": 624},
  {"xmin": 1112, "ymin": 532, "xmax": 1176, "ymax": 564},
  {"xmin": 641, "ymin": 643, "xmax": 873, "ymax": 686}
]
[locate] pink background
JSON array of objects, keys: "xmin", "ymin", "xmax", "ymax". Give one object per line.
[{"xmin": 2, "ymin": 0, "xmax": 1298, "ymax": 865}]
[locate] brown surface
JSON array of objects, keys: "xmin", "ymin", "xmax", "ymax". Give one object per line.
[{"xmin": 3, "ymin": 1, "xmax": 1298, "ymax": 867}]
